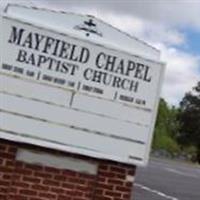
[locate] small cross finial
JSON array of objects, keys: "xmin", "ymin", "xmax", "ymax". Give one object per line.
[
  {"xmin": 84, "ymin": 19, "xmax": 96, "ymax": 27},
  {"xmin": 74, "ymin": 18, "xmax": 102, "ymax": 37}
]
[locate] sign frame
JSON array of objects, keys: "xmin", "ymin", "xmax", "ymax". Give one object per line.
[{"xmin": 0, "ymin": 11, "xmax": 165, "ymax": 166}]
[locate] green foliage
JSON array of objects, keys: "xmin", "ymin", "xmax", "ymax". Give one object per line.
[
  {"xmin": 155, "ymin": 99, "xmax": 180, "ymax": 137},
  {"xmin": 152, "ymin": 98, "xmax": 180, "ymax": 154},
  {"xmin": 178, "ymin": 81, "xmax": 200, "ymax": 163},
  {"xmin": 183, "ymin": 145, "xmax": 198, "ymax": 161},
  {"xmin": 152, "ymin": 82, "xmax": 200, "ymax": 163},
  {"xmin": 153, "ymin": 134, "xmax": 180, "ymax": 155}
]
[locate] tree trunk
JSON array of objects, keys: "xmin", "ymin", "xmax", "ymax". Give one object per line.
[{"xmin": 197, "ymin": 146, "xmax": 200, "ymax": 164}]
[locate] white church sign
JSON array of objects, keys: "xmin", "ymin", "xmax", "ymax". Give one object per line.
[{"xmin": 0, "ymin": 5, "xmax": 165, "ymax": 166}]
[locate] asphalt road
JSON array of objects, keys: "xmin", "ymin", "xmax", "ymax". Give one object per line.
[{"xmin": 133, "ymin": 158, "xmax": 200, "ymax": 200}]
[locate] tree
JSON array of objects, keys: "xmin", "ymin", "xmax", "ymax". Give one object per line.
[
  {"xmin": 153, "ymin": 98, "xmax": 180, "ymax": 154},
  {"xmin": 178, "ymin": 82, "xmax": 200, "ymax": 163}
]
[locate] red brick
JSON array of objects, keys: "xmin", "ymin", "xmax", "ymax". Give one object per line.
[
  {"xmin": 14, "ymin": 161, "xmax": 24, "ymax": 168},
  {"xmin": 2, "ymin": 174, "xmax": 11, "ymax": 180},
  {"xmin": 0, "ymin": 139, "xmax": 135, "ymax": 200},
  {"xmin": 58, "ymin": 195, "xmax": 72, "ymax": 200},
  {"xmin": 95, "ymin": 196, "xmax": 113, "ymax": 200},
  {"xmin": 62, "ymin": 182, "xmax": 75, "ymax": 189},
  {"xmin": 62, "ymin": 169, "xmax": 77, "ymax": 177},
  {"xmin": 0, "ymin": 144, "xmax": 7, "ymax": 152},
  {"xmin": 7, "ymin": 146, "xmax": 17, "ymax": 154},
  {"xmin": 74, "ymin": 198, "xmax": 87, "ymax": 200},
  {"xmin": 43, "ymin": 179, "xmax": 59, "ymax": 187},
  {"xmin": 0, "ymin": 166, "xmax": 13, "ymax": 173},
  {"xmin": 127, "ymin": 169, "xmax": 135, "ymax": 176},
  {"xmin": 107, "ymin": 178, "xmax": 123, "ymax": 185},
  {"xmin": 51, "ymin": 186, "xmax": 65, "ymax": 193},
  {"xmin": 0, "ymin": 194, "xmax": 6, "ymax": 200},
  {"xmin": 105, "ymin": 190, "xmax": 122, "ymax": 198},
  {"xmin": 115, "ymin": 173, "xmax": 126, "ymax": 179},
  {"xmin": 12, "ymin": 181, "xmax": 30, "ymax": 188},
  {"xmin": 125, "ymin": 182, "xmax": 133, "ymax": 187},
  {"xmin": 34, "ymin": 171, "xmax": 52, "ymax": 179},
  {"xmin": 123, "ymin": 193, "xmax": 131, "ymax": 199},
  {"xmin": 19, "ymin": 189, "xmax": 37, "ymax": 196},
  {"xmin": 26, "ymin": 164, "xmax": 44, "ymax": 171},
  {"xmin": 23, "ymin": 176, "xmax": 41, "ymax": 184},
  {"xmin": 98, "ymin": 171, "xmax": 116, "ymax": 178},
  {"xmin": 0, "ymin": 152, "xmax": 15, "ymax": 160},
  {"xmin": 99, "ymin": 164, "xmax": 109, "ymax": 171},
  {"xmin": 116, "ymin": 186, "xmax": 131, "ymax": 193},
  {"xmin": 69, "ymin": 177, "xmax": 86, "ymax": 185},
  {"xmin": 39, "ymin": 192, "xmax": 57, "ymax": 198},
  {"xmin": 79, "ymin": 173, "xmax": 95, "ymax": 180},
  {"xmin": 95, "ymin": 189, "xmax": 104, "ymax": 195},
  {"xmin": 97, "ymin": 183, "xmax": 114, "ymax": 191},
  {"xmin": 0, "ymin": 180, "xmax": 10, "ymax": 186},
  {"xmin": 54, "ymin": 175, "xmax": 66, "ymax": 181},
  {"xmin": 110, "ymin": 166, "xmax": 126, "ymax": 174},
  {"xmin": 0, "ymin": 187, "xmax": 7, "ymax": 193},
  {"xmin": 31, "ymin": 184, "xmax": 49, "ymax": 191},
  {"xmin": 8, "ymin": 187, "xmax": 18, "ymax": 193},
  {"xmin": 5, "ymin": 160, "xmax": 14, "ymax": 167},
  {"xmin": 10, "ymin": 195, "xmax": 28, "ymax": 200},
  {"xmin": 15, "ymin": 168, "xmax": 32, "ymax": 176},
  {"xmin": 44, "ymin": 166, "xmax": 61, "ymax": 174}
]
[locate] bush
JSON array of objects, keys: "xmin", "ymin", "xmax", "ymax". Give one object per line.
[
  {"xmin": 182, "ymin": 146, "xmax": 198, "ymax": 162},
  {"xmin": 153, "ymin": 134, "xmax": 181, "ymax": 155}
]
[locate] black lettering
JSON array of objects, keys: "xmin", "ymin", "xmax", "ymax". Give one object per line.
[
  {"xmin": 46, "ymin": 57, "xmax": 54, "ymax": 70},
  {"xmin": 79, "ymin": 47, "xmax": 90, "ymax": 63},
  {"xmin": 92, "ymin": 70, "xmax": 103, "ymax": 83},
  {"xmin": 52, "ymin": 39, "xmax": 61, "ymax": 56},
  {"xmin": 114, "ymin": 59, "xmax": 125, "ymax": 75},
  {"xmin": 58, "ymin": 41, "xmax": 70, "ymax": 58},
  {"xmin": 60, "ymin": 62, "xmax": 69, "ymax": 74},
  {"xmin": 96, "ymin": 52, "xmax": 106, "ymax": 69},
  {"xmin": 69, "ymin": 44, "xmax": 78, "ymax": 61},
  {"xmin": 84, "ymin": 68, "xmax": 93, "ymax": 80},
  {"xmin": 102, "ymin": 72, "xmax": 112, "ymax": 85},
  {"xmin": 130, "ymin": 81, "xmax": 139, "ymax": 92},
  {"xmin": 125, "ymin": 61, "xmax": 135, "ymax": 76},
  {"xmin": 144, "ymin": 65, "xmax": 152, "ymax": 82},
  {"xmin": 70, "ymin": 64, "xmax": 79, "ymax": 75},
  {"xmin": 121, "ymin": 79, "xmax": 130, "ymax": 90},
  {"xmin": 16, "ymin": 49, "xmax": 27, "ymax": 63},
  {"xmin": 8, "ymin": 26, "xmax": 25, "ymax": 45},
  {"xmin": 22, "ymin": 32, "xmax": 33, "ymax": 48},
  {"xmin": 55, "ymin": 60, "xmax": 61, "ymax": 72},
  {"xmin": 34, "ymin": 33, "xmax": 45, "ymax": 50},
  {"xmin": 27, "ymin": 53, "xmax": 36, "ymax": 65},
  {"xmin": 43, "ymin": 37, "xmax": 55, "ymax": 54},
  {"xmin": 37, "ymin": 55, "xmax": 48, "ymax": 67},
  {"xmin": 105, "ymin": 55, "xmax": 116, "ymax": 71},
  {"xmin": 112, "ymin": 76, "xmax": 121, "ymax": 88},
  {"xmin": 135, "ymin": 63, "xmax": 144, "ymax": 79}
]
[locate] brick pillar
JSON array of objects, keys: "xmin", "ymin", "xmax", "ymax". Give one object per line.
[
  {"xmin": 0, "ymin": 139, "xmax": 136, "ymax": 200},
  {"xmin": 0, "ymin": 141, "xmax": 17, "ymax": 199},
  {"xmin": 7, "ymin": 162, "xmax": 96, "ymax": 200},
  {"xmin": 95, "ymin": 162, "xmax": 135, "ymax": 200}
]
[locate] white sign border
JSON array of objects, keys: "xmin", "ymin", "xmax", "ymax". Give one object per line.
[{"xmin": 0, "ymin": 14, "xmax": 166, "ymax": 167}]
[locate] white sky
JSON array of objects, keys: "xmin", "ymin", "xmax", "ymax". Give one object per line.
[{"xmin": 1, "ymin": 0, "xmax": 200, "ymax": 106}]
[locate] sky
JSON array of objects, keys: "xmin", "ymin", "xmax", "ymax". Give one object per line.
[{"xmin": 0, "ymin": 0, "xmax": 200, "ymax": 106}]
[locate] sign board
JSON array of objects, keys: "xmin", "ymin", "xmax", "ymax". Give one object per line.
[{"xmin": 0, "ymin": 7, "xmax": 165, "ymax": 166}]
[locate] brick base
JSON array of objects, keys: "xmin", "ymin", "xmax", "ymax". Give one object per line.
[{"xmin": 0, "ymin": 139, "xmax": 136, "ymax": 200}]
